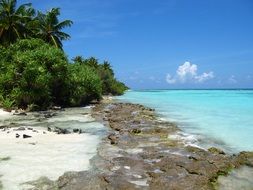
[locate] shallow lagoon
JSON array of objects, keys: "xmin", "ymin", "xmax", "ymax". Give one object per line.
[{"xmin": 117, "ymin": 90, "xmax": 253, "ymax": 152}]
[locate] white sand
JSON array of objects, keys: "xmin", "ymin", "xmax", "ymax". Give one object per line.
[
  {"xmin": 0, "ymin": 107, "xmax": 104, "ymax": 190},
  {"xmin": 0, "ymin": 109, "xmax": 11, "ymax": 116},
  {"xmin": 0, "ymin": 127, "xmax": 100, "ymax": 189}
]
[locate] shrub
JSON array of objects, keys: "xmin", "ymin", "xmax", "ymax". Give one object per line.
[
  {"xmin": 0, "ymin": 39, "xmax": 69, "ymax": 109},
  {"xmin": 68, "ymin": 63, "xmax": 102, "ymax": 106}
]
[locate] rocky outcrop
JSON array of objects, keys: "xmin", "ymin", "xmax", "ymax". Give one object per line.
[{"xmin": 29, "ymin": 101, "xmax": 253, "ymax": 190}]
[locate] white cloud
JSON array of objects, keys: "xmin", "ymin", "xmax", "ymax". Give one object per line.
[
  {"xmin": 166, "ymin": 74, "xmax": 176, "ymax": 84},
  {"xmin": 228, "ymin": 75, "xmax": 237, "ymax": 84},
  {"xmin": 195, "ymin": 72, "xmax": 214, "ymax": 82},
  {"xmin": 177, "ymin": 61, "xmax": 197, "ymax": 82},
  {"xmin": 166, "ymin": 61, "xmax": 214, "ymax": 84}
]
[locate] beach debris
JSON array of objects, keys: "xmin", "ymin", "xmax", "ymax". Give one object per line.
[{"xmin": 23, "ymin": 134, "xmax": 32, "ymax": 139}]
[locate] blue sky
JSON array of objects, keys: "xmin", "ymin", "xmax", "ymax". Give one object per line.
[{"xmin": 20, "ymin": 0, "xmax": 253, "ymax": 89}]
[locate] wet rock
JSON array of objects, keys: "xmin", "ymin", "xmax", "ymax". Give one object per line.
[
  {"xmin": 23, "ymin": 134, "xmax": 32, "ymax": 138},
  {"xmin": 130, "ymin": 128, "xmax": 141, "ymax": 134},
  {"xmin": 234, "ymin": 151, "xmax": 253, "ymax": 167},
  {"xmin": 27, "ymin": 127, "xmax": 33, "ymax": 130},
  {"xmin": 108, "ymin": 133, "xmax": 118, "ymax": 145},
  {"xmin": 16, "ymin": 134, "xmax": 20, "ymax": 138},
  {"xmin": 53, "ymin": 127, "xmax": 70, "ymax": 134},
  {"xmin": 15, "ymin": 127, "xmax": 26, "ymax": 131},
  {"xmin": 44, "ymin": 112, "xmax": 57, "ymax": 118},
  {"xmin": 208, "ymin": 147, "xmax": 225, "ymax": 155},
  {"xmin": 73, "ymin": 128, "xmax": 79, "ymax": 133}
]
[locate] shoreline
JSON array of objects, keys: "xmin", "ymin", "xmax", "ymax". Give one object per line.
[
  {"xmin": 1, "ymin": 99, "xmax": 253, "ymax": 189},
  {"xmin": 38, "ymin": 98, "xmax": 253, "ymax": 190}
]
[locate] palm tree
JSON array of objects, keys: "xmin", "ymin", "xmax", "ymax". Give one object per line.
[
  {"xmin": 85, "ymin": 57, "xmax": 99, "ymax": 68},
  {"xmin": 72, "ymin": 55, "xmax": 84, "ymax": 64},
  {"xmin": 0, "ymin": 0, "xmax": 35, "ymax": 46},
  {"xmin": 102, "ymin": 61, "xmax": 114, "ymax": 75},
  {"xmin": 35, "ymin": 8, "xmax": 73, "ymax": 49}
]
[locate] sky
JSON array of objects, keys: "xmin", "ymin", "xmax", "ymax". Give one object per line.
[{"xmin": 19, "ymin": 0, "xmax": 253, "ymax": 89}]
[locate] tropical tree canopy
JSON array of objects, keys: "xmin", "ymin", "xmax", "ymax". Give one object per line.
[
  {"xmin": 0, "ymin": 0, "xmax": 34, "ymax": 46},
  {"xmin": 34, "ymin": 8, "xmax": 73, "ymax": 49}
]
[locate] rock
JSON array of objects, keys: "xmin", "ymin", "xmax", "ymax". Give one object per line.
[
  {"xmin": 234, "ymin": 151, "xmax": 253, "ymax": 167},
  {"xmin": 51, "ymin": 106, "xmax": 62, "ymax": 110},
  {"xmin": 130, "ymin": 128, "xmax": 141, "ymax": 134},
  {"xmin": 16, "ymin": 133, "xmax": 20, "ymax": 138},
  {"xmin": 54, "ymin": 127, "xmax": 70, "ymax": 134},
  {"xmin": 47, "ymin": 127, "xmax": 52, "ymax": 132},
  {"xmin": 208, "ymin": 147, "xmax": 225, "ymax": 155},
  {"xmin": 0, "ymin": 126, "xmax": 7, "ymax": 129},
  {"xmin": 23, "ymin": 134, "xmax": 32, "ymax": 138},
  {"xmin": 13, "ymin": 111, "xmax": 27, "ymax": 116},
  {"xmin": 27, "ymin": 127, "xmax": 33, "ymax": 130},
  {"xmin": 108, "ymin": 134, "xmax": 118, "ymax": 145},
  {"xmin": 73, "ymin": 128, "xmax": 79, "ymax": 133},
  {"xmin": 44, "ymin": 112, "xmax": 57, "ymax": 118},
  {"xmin": 15, "ymin": 127, "xmax": 26, "ymax": 131}
]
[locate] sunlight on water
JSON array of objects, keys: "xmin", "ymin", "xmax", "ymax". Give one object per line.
[{"xmin": 117, "ymin": 90, "xmax": 253, "ymax": 152}]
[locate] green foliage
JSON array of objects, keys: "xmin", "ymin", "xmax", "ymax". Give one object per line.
[
  {"xmin": 0, "ymin": 0, "xmax": 127, "ymax": 111},
  {"xmin": 68, "ymin": 63, "xmax": 102, "ymax": 106},
  {"xmin": 0, "ymin": 0, "xmax": 35, "ymax": 46},
  {"xmin": 0, "ymin": 96, "xmax": 14, "ymax": 111},
  {"xmin": 73, "ymin": 56, "xmax": 128, "ymax": 96},
  {"xmin": 33, "ymin": 8, "xmax": 73, "ymax": 49},
  {"xmin": 0, "ymin": 39, "xmax": 69, "ymax": 109},
  {"xmin": 0, "ymin": 39, "xmax": 126, "ymax": 110},
  {"xmin": 0, "ymin": 1, "xmax": 72, "ymax": 49}
]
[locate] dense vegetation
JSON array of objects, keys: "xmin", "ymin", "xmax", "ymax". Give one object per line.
[{"xmin": 0, "ymin": 0, "xmax": 127, "ymax": 111}]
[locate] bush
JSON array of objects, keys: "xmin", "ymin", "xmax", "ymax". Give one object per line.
[
  {"xmin": 73, "ymin": 57, "xmax": 128, "ymax": 96},
  {"xmin": 0, "ymin": 39, "xmax": 127, "ymax": 110},
  {"xmin": 67, "ymin": 63, "xmax": 102, "ymax": 106},
  {"xmin": 0, "ymin": 39, "xmax": 69, "ymax": 110}
]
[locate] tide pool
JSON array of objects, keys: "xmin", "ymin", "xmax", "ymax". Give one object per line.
[{"xmin": 117, "ymin": 90, "xmax": 253, "ymax": 152}]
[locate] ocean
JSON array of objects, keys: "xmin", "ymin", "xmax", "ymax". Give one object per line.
[{"xmin": 117, "ymin": 90, "xmax": 253, "ymax": 152}]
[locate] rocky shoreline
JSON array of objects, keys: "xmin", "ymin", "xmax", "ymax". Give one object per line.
[
  {"xmin": 3, "ymin": 99, "xmax": 252, "ymax": 189},
  {"xmin": 32, "ymin": 99, "xmax": 253, "ymax": 190}
]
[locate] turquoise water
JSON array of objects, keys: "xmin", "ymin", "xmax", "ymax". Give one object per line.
[{"xmin": 117, "ymin": 90, "xmax": 253, "ymax": 152}]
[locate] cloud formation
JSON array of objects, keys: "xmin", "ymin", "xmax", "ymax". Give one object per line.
[
  {"xmin": 166, "ymin": 62, "xmax": 214, "ymax": 84},
  {"xmin": 228, "ymin": 75, "xmax": 237, "ymax": 84}
]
